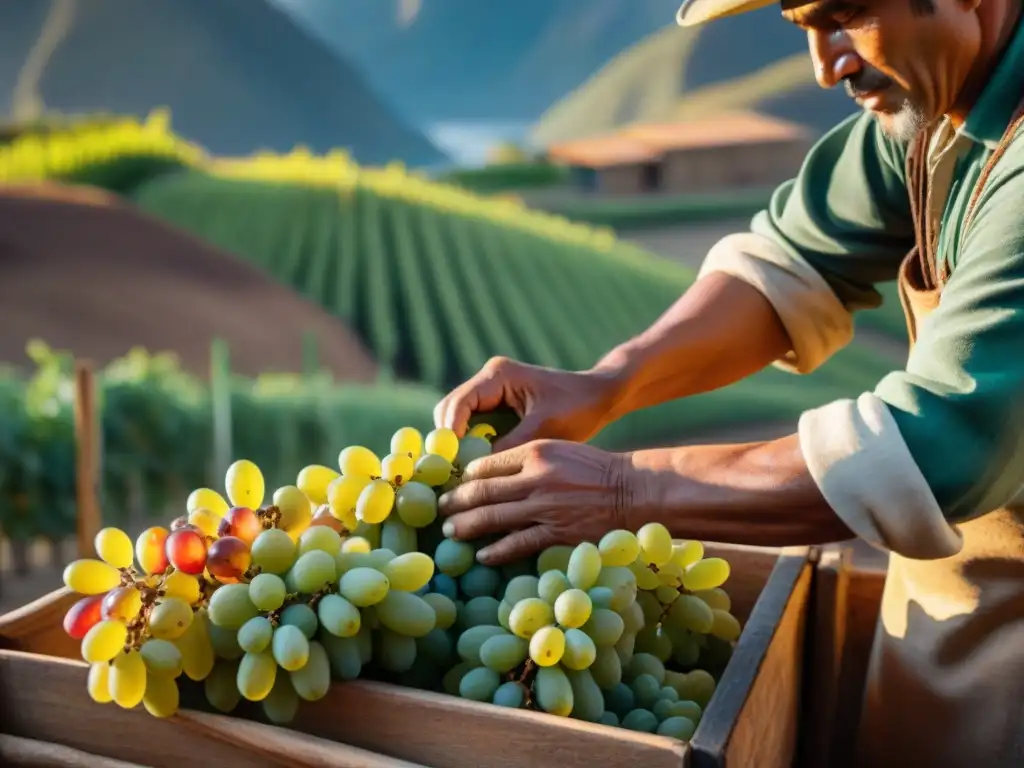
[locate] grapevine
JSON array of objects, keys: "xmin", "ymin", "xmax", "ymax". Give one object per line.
[{"xmin": 62, "ymin": 424, "xmax": 742, "ymax": 738}]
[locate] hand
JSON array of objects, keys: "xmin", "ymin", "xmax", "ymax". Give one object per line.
[
  {"xmin": 438, "ymin": 440, "xmax": 633, "ymax": 565},
  {"xmin": 433, "ymin": 356, "xmax": 619, "ymax": 451}
]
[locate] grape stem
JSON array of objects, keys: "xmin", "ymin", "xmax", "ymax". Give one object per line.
[{"xmin": 257, "ymin": 505, "xmax": 282, "ymax": 529}]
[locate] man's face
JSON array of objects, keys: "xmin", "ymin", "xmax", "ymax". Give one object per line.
[{"xmin": 783, "ymin": 0, "xmax": 982, "ymax": 141}]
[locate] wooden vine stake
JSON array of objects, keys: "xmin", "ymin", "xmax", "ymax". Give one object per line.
[{"xmin": 74, "ymin": 359, "xmax": 101, "ymax": 557}]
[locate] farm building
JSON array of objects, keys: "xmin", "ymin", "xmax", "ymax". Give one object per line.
[{"xmin": 545, "ymin": 111, "xmax": 814, "ymax": 196}]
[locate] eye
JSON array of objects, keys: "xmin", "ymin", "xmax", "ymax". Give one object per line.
[{"xmin": 831, "ymin": 3, "xmax": 864, "ymax": 26}]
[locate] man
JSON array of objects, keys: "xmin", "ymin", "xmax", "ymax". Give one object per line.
[{"xmin": 435, "ymin": 0, "xmax": 1024, "ymax": 765}]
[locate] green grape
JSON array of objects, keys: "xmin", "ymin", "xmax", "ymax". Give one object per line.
[
  {"xmin": 670, "ymin": 700, "xmax": 703, "ymax": 724},
  {"xmin": 604, "ymin": 682, "xmax": 635, "ymax": 717},
  {"xmin": 177, "ymin": 609, "xmax": 215, "ymax": 682},
  {"xmin": 710, "ymin": 609, "xmax": 742, "ymax": 642},
  {"xmin": 375, "ymin": 591, "xmax": 437, "ymax": 638},
  {"xmin": 434, "ymin": 539, "xmax": 476, "ymax": 578},
  {"xmin": 636, "ymin": 590, "xmax": 663, "ymax": 626},
  {"xmin": 529, "ymin": 626, "xmax": 565, "ymax": 667},
  {"xmin": 659, "ymin": 685, "xmax": 680, "ymax": 703},
  {"xmin": 238, "ymin": 650, "xmax": 277, "ymax": 701},
  {"xmin": 565, "ymin": 668, "xmax": 604, "ymax": 723},
  {"xmin": 653, "ymin": 698, "xmax": 677, "ymax": 721},
  {"xmin": 682, "ymin": 557, "xmax": 731, "ymax": 591},
  {"xmin": 670, "ymin": 631, "xmax": 701, "ymax": 667},
  {"xmin": 249, "ymin": 573, "xmax": 287, "ymax": 611},
  {"xmin": 140, "ymin": 638, "xmax": 183, "ymax": 678},
  {"xmin": 594, "ymin": 566, "xmax": 637, "ymax": 612},
  {"xmin": 411, "ymin": 454, "xmax": 453, "ymax": 487},
  {"xmin": 567, "ymin": 542, "xmax": 602, "ymax": 590},
  {"xmin": 142, "ymin": 673, "xmax": 180, "ymax": 718},
  {"xmin": 694, "ymin": 587, "xmax": 731, "ymax": 612},
  {"xmin": 338, "ymin": 567, "xmax": 390, "ymax": 607},
  {"xmin": 394, "ymin": 482, "xmax": 438, "ymax": 528},
  {"xmin": 459, "ymin": 596, "xmax": 501, "ymax": 629},
  {"xmin": 207, "ymin": 585, "xmax": 260, "ymax": 626},
  {"xmin": 320, "ymin": 631, "xmax": 363, "ymax": 680},
  {"xmin": 354, "ymin": 521, "xmax": 382, "ymax": 549},
  {"xmin": 109, "ymin": 650, "xmax": 147, "ymax": 709},
  {"xmin": 537, "ymin": 570, "xmax": 571, "ymax": 604},
  {"xmin": 561, "ymin": 628, "xmax": 597, "ymax": 670},
  {"xmin": 82, "ymin": 620, "xmax": 128, "ymax": 663},
  {"xmin": 671, "ymin": 540, "xmax": 704, "ymax": 569},
  {"xmin": 291, "ymin": 550, "xmax": 338, "ymax": 594},
  {"xmin": 497, "ymin": 600, "xmax": 513, "ymax": 630},
  {"xmin": 635, "ymin": 624, "xmax": 672, "ymax": 662},
  {"xmin": 280, "ymin": 603, "xmax": 318, "ymax": 639},
  {"xmin": 425, "ymin": 428, "xmax": 460, "ymax": 463},
  {"xmin": 598, "ymin": 711, "xmax": 620, "ymax": 726},
  {"xmin": 615, "ymin": 631, "xmax": 636, "ymax": 668},
  {"xmin": 381, "ymin": 518, "xmax": 418, "ymax": 556},
  {"xmin": 582, "ymin": 608, "xmax": 625, "ymax": 646},
  {"xmin": 335, "ymin": 550, "xmax": 373, "ymax": 574},
  {"xmin": 365, "ymin": 548, "xmax": 396, "ymax": 570},
  {"xmin": 587, "ymin": 586, "xmax": 615, "ymax": 610},
  {"xmin": 625, "ymin": 653, "xmax": 666, "ymax": 685},
  {"xmin": 631, "ymin": 673, "xmax": 661, "ymax": 710},
  {"xmin": 378, "ymin": 629, "xmax": 418, "ymax": 672},
  {"xmin": 382, "ymin": 552, "xmax": 434, "ymax": 592},
  {"xmin": 479, "ymin": 633, "xmax": 529, "ymax": 673},
  {"xmin": 289, "ymin": 640, "xmax": 331, "ymax": 701},
  {"xmin": 209, "ymin": 622, "xmax": 244, "ymax": 661},
  {"xmin": 390, "ymin": 426, "xmax": 423, "ymax": 461},
  {"xmin": 637, "ymin": 523, "xmax": 673, "ymax": 567},
  {"xmin": 417, "ymin": 628, "xmax": 455, "ymax": 667},
  {"xmin": 502, "ymin": 575, "xmax": 540, "ymax": 605},
  {"xmin": 338, "ymin": 446, "xmax": 381, "ymax": 478},
  {"xmin": 666, "ymin": 594, "xmax": 714, "ymax": 634},
  {"xmin": 421, "ymin": 593, "xmax": 457, "ymax": 630},
  {"xmin": 204, "ymin": 660, "xmax": 242, "ymax": 713},
  {"xmin": 554, "ymin": 589, "xmax": 592, "ymax": 628},
  {"xmin": 508, "ymin": 597, "xmax": 555, "ymax": 639},
  {"xmin": 493, "ymin": 681, "xmax": 527, "ymax": 708},
  {"xmin": 658, "ymin": 716, "xmax": 697, "ymax": 740},
  {"xmin": 622, "ymin": 600, "xmax": 645, "ymax": 635},
  {"xmin": 657, "ymin": 562, "xmax": 684, "ymax": 588},
  {"xmin": 272, "ymin": 625, "xmax": 310, "ymax": 672},
  {"xmin": 149, "ymin": 598, "xmax": 194, "ymax": 640},
  {"xmin": 675, "ymin": 669, "xmax": 716, "ymax": 708},
  {"xmin": 590, "ymin": 645, "xmax": 623, "ymax": 690},
  {"xmin": 263, "ymin": 674, "xmax": 300, "ymax": 724},
  {"xmin": 534, "ymin": 666, "xmax": 573, "ymax": 716},
  {"xmin": 622, "ymin": 709, "xmax": 659, "ymax": 733},
  {"xmin": 460, "ymin": 564, "xmax": 501, "ymax": 599},
  {"xmin": 459, "ymin": 666, "xmax": 501, "ymax": 702},
  {"xmin": 356, "ymin": 479, "xmax": 395, "ymax": 525},
  {"xmin": 239, "ymin": 616, "xmax": 274, "ymax": 653},
  {"xmin": 455, "ymin": 436, "xmax": 491, "ymax": 469},
  {"xmin": 362, "ymin": 605, "xmax": 380, "ymax": 630},
  {"xmin": 298, "ymin": 526, "xmax": 343, "ymax": 557},
  {"xmin": 656, "ymin": 585, "xmax": 680, "ymax": 605},
  {"xmin": 598, "ymin": 529, "xmax": 641, "ymax": 567},
  {"xmin": 318, "ymin": 594, "xmax": 361, "ymax": 638},
  {"xmin": 456, "ymin": 625, "xmax": 507, "ymax": 665},
  {"xmin": 537, "ymin": 545, "xmax": 573, "ymax": 574}
]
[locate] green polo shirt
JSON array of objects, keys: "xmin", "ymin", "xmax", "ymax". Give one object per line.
[{"xmin": 750, "ymin": 19, "xmax": 1024, "ymax": 523}]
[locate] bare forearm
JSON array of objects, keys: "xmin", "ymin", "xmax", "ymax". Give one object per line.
[
  {"xmin": 593, "ymin": 272, "xmax": 792, "ymax": 422},
  {"xmin": 622, "ymin": 435, "xmax": 855, "ymax": 547}
]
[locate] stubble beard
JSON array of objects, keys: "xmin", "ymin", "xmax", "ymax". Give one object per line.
[{"xmin": 873, "ymin": 100, "xmax": 930, "ymax": 143}]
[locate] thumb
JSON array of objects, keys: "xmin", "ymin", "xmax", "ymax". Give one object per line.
[{"xmin": 491, "ymin": 413, "xmax": 544, "ymax": 453}]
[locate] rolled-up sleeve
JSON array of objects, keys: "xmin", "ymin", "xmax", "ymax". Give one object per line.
[
  {"xmin": 699, "ymin": 111, "xmax": 914, "ymax": 373},
  {"xmin": 800, "ymin": 150, "xmax": 1024, "ymax": 558}
]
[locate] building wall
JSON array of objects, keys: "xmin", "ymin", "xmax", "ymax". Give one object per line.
[
  {"xmin": 593, "ymin": 163, "xmax": 648, "ymax": 195},
  {"xmin": 660, "ymin": 138, "xmax": 812, "ymax": 194}
]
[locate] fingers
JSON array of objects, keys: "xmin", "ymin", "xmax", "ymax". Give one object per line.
[
  {"xmin": 491, "ymin": 414, "xmax": 543, "ymax": 453},
  {"xmin": 434, "ymin": 362, "xmax": 511, "ymax": 437},
  {"xmin": 441, "ymin": 499, "xmax": 542, "ymax": 542},
  {"xmin": 439, "ymin": 473, "xmax": 532, "ymax": 517},
  {"xmin": 476, "ymin": 525, "xmax": 560, "ymax": 565},
  {"xmin": 460, "ymin": 446, "xmax": 529, "ymax": 482}
]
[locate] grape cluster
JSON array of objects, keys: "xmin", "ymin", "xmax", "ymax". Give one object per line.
[{"xmin": 61, "ymin": 422, "xmax": 742, "ymax": 740}]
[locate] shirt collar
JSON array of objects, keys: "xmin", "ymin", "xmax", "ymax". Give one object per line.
[{"xmin": 961, "ymin": 13, "xmax": 1024, "ymax": 150}]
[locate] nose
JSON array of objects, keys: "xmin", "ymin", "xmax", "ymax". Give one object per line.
[{"xmin": 807, "ymin": 29, "xmax": 861, "ymax": 89}]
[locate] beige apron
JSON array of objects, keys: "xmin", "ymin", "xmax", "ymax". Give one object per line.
[{"xmin": 855, "ymin": 108, "xmax": 1024, "ymax": 767}]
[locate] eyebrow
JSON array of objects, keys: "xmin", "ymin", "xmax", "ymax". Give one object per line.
[{"xmin": 782, "ymin": 0, "xmax": 854, "ymax": 28}]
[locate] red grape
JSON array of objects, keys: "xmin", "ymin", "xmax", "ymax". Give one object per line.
[
  {"xmin": 101, "ymin": 586, "xmax": 142, "ymax": 622},
  {"xmin": 165, "ymin": 529, "xmax": 208, "ymax": 575},
  {"xmin": 136, "ymin": 527, "xmax": 170, "ymax": 575},
  {"xmin": 206, "ymin": 536, "xmax": 252, "ymax": 583},
  {"xmin": 310, "ymin": 505, "xmax": 344, "ymax": 533},
  {"xmin": 217, "ymin": 506, "xmax": 261, "ymax": 547},
  {"xmin": 63, "ymin": 594, "xmax": 104, "ymax": 639}
]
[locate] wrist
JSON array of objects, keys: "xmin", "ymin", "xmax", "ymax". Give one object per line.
[{"xmin": 587, "ymin": 343, "xmax": 644, "ymax": 425}]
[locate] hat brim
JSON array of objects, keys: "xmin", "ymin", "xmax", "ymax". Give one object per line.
[{"xmin": 676, "ymin": 0, "xmax": 777, "ymax": 26}]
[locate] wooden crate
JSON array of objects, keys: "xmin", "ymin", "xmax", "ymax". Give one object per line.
[{"xmin": 0, "ymin": 544, "xmax": 813, "ymax": 768}]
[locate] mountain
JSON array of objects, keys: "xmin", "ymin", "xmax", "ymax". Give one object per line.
[{"xmin": 0, "ymin": 0, "xmax": 446, "ymax": 167}]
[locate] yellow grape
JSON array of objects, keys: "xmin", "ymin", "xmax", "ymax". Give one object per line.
[
  {"xmin": 424, "ymin": 428, "xmax": 459, "ymax": 463},
  {"xmin": 637, "ymin": 523, "xmax": 673, "ymax": 567},
  {"xmin": 381, "ymin": 453, "xmax": 415, "ymax": 486},
  {"xmin": 297, "ymin": 464, "xmax": 340, "ymax": 505},
  {"xmin": 529, "ymin": 626, "xmax": 566, "ymax": 667},
  {"xmin": 64, "ymin": 558, "xmax": 122, "ymax": 595},
  {"xmin": 338, "ymin": 446, "xmax": 382, "ymax": 478},
  {"xmin": 327, "ymin": 475, "xmax": 371, "ymax": 522},
  {"xmin": 657, "ymin": 562, "xmax": 684, "ymax": 588},
  {"xmin": 710, "ymin": 609, "xmax": 742, "ymax": 642},
  {"xmin": 162, "ymin": 571, "xmax": 201, "ymax": 605},
  {"xmin": 94, "ymin": 528, "xmax": 134, "ymax": 569},
  {"xmin": 109, "ymin": 650, "xmax": 147, "ymax": 709},
  {"xmin": 102, "ymin": 586, "xmax": 142, "ymax": 622},
  {"xmin": 467, "ymin": 423, "xmax": 497, "ymax": 441},
  {"xmin": 178, "ymin": 609, "xmax": 216, "ymax": 681},
  {"xmin": 390, "ymin": 426, "xmax": 423, "ymax": 461},
  {"xmin": 381, "ymin": 552, "xmax": 434, "ymax": 592},
  {"xmin": 187, "ymin": 487, "xmax": 230, "ymax": 517},
  {"xmin": 598, "ymin": 529, "xmax": 641, "ymax": 567},
  {"xmin": 356, "ymin": 479, "xmax": 395, "ymax": 525},
  {"xmin": 682, "ymin": 558, "xmax": 731, "ymax": 592},
  {"xmin": 553, "ymin": 589, "xmax": 592, "ymax": 629},
  {"xmin": 136, "ymin": 527, "xmax": 170, "ymax": 576},
  {"xmin": 341, "ymin": 536, "xmax": 371, "ymax": 554},
  {"xmin": 225, "ymin": 459, "xmax": 265, "ymax": 509},
  {"xmin": 694, "ymin": 587, "xmax": 731, "ymax": 612},
  {"xmin": 672, "ymin": 540, "xmax": 704, "ymax": 569},
  {"xmin": 82, "ymin": 619, "xmax": 128, "ymax": 663},
  {"xmin": 87, "ymin": 662, "xmax": 113, "ymax": 703},
  {"xmin": 188, "ymin": 508, "xmax": 221, "ymax": 537},
  {"xmin": 149, "ymin": 598, "xmax": 194, "ymax": 640},
  {"xmin": 143, "ymin": 673, "xmax": 180, "ymax": 717},
  {"xmin": 273, "ymin": 485, "xmax": 313, "ymax": 539},
  {"xmin": 238, "ymin": 651, "xmax": 278, "ymax": 702},
  {"xmin": 509, "ymin": 598, "xmax": 555, "ymax": 639}
]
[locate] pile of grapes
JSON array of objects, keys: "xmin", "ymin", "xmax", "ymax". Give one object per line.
[{"xmin": 61, "ymin": 423, "xmax": 740, "ymax": 739}]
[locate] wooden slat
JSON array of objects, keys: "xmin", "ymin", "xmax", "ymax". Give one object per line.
[{"xmin": 73, "ymin": 360, "xmax": 101, "ymax": 558}]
